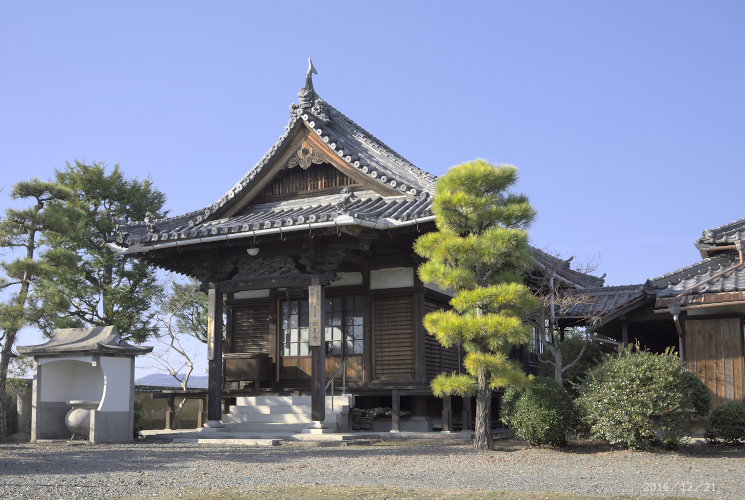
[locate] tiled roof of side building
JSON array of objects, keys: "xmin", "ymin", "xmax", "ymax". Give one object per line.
[
  {"xmin": 530, "ymin": 247, "xmax": 605, "ymax": 289},
  {"xmin": 558, "ymin": 285, "xmax": 645, "ymax": 318},
  {"xmin": 696, "ymin": 217, "xmax": 745, "ymax": 248},
  {"xmin": 647, "ymin": 253, "xmax": 745, "ymax": 297}
]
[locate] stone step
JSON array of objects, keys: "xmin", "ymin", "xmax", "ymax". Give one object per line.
[
  {"xmin": 215, "ymin": 422, "xmax": 313, "ymax": 433},
  {"xmin": 228, "ymin": 404, "xmax": 311, "ymax": 415},
  {"xmin": 228, "ymin": 404, "xmax": 349, "ymax": 415},
  {"xmin": 234, "ymin": 394, "xmax": 354, "ymax": 407},
  {"xmin": 235, "ymin": 396, "xmax": 310, "ymax": 406},
  {"xmin": 222, "ymin": 412, "xmax": 312, "ymax": 424}
]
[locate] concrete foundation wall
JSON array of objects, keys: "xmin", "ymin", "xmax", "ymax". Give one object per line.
[
  {"xmin": 135, "ymin": 392, "xmax": 204, "ymax": 430},
  {"xmin": 90, "ymin": 411, "xmax": 132, "ymax": 442},
  {"xmin": 32, "ymin": 401, "xmax": 70, "ymax": 440}
]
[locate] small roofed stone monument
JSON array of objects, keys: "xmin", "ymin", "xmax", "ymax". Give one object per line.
[{"xmin": 17, "ymin": 326, "xmax": 152, "ymax": 443}]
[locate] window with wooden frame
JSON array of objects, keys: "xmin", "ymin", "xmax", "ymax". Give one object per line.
[
  {"xmin": 280, "ymin": 296, "xmax": 364, "ymax": 357},
  {"xmin": 325, "ymin": 296, "xmax": 364, "ymax": 356}
]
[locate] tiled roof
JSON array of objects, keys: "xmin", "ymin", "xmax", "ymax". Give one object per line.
[
  {"xmin": 558, "ymin": 285, "xmax": 645, "ymax": 318},
  {"xmin": 647, "ymin": 253, "xmax": 745, "ymax": 298},
  {"xmin": 112, "ymin": 190, "xmax": 433, "ymax": 247},
  {"xmin": 111, "ymin": 80, "xmax": 438, "ymax": 251},
  {"xmin": 17, "ymin": 326, "xmax": 152, "ymax": 356},
  {"xmin": 531, "ymin": 247, "xmax": 605, "ymax": 289},
  {"xmin": 697, "ymin": 218, "xmax": 745, "ymax": 248}
]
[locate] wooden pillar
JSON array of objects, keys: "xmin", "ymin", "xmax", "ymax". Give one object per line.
[
  {"xmin": 197, "ymin": 398, "xmax": 205, "ymax": 429},
  {"xmin": 309, "ymin": 275, "xmax": 326, "ymax": 425},
  {"xmin": 461, "ymin": 395, "xmax": 472, "ymax": 431},
  {"xmin": 442, "ymin": 394, "xmax": 452, "ymax": 432},
  {"xmin": 165, "ymin": 395, "xmax": 176, "ymax": 430},
  {"xmin": 206, "ymin": 283, "xmax": 224, "ymax": 425},
  {"xmin": 391, "ymin": 389, "xmax": 401, "ymax": 432},
  {"xmin": 621, "ymin": 319, "xmax": 629, "ymax": 349}
]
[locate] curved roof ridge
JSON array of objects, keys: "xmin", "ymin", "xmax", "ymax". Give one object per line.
[
  {"xmin": 698, "ymin": 217, "xmax": 745, "ymax": 247},
  {"xmin": 647, "ymin": 254, "xmax": 737, "ymax": 288}
]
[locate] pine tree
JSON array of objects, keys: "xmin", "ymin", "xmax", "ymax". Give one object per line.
[
  {"xmin": 414, "ymin": 160, "xmax": 539, "ymax": 450},
  {"xmin": 0, "ymin": 180, "xmax": 72, "ymax": 441},
  {"xmin": 34, "ymin": 161, "xmax": 167, "ymax": 342}
]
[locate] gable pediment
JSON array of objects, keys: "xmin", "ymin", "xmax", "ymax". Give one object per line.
[{"xmin": 218, "ymin": 123, "xmax": 399, "ymax": 218}]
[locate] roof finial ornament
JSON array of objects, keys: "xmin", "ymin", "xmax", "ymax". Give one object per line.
[
  {"xmin": 298, "ymin": 57, "xmax": 319, "ymax": 111},
  {"xmin": 305, "ymin": 57, "xmax": 318, "ymax": 91}
]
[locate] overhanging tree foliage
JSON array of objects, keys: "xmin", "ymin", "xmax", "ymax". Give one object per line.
[
  {"xmin": 0, "ymin": 180, "xmax": 72, "ymax": 441},
  {"xmin": 34, "ymin": 162, "xmax": 167, "ymax": 342},
  {"xmin": 414, "ymin": 160, "xmax": 539, "ymax": 450}
]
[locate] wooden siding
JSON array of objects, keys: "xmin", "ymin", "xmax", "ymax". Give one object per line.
[
  {"xmin": 424, "ymin": 300, "xmax": 460, "ymax": 381},
  {"xmin": 279, "ymin": 355, "xmax": 363, "ymax": 381},
  {"xmin": 258, "ymin": 163, "xmax": 359, "ymax": 201},
  {"xmin": 685, "ymin": 317, "xmax": 745, "ymax": 407},
  {"xmin": 230, "ymin": 304, "xmax": 271, "ymax": 355},
  {"xmin": 373, "ymin": 296, "xmax": 416, "ymax": 380}
]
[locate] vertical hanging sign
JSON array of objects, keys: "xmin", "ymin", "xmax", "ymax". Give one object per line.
[
  {"xmin": 207, "ymin": 285, "xmax": 218, "ymax": 360},
  {"xmin": 308, "ymin": 277, "xmax": 323, "ymax": 347}
]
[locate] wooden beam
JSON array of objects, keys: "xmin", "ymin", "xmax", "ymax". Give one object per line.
[
  {"xmin": 206, "ymin": 283, "xmax": 224, "ymax": 424},
  {"xmin": 442, "ymin": 395, "xmax": 452, "ymax": 432},
  {"xmin": 391, "ymin": 389, "xmax": 400, "ymax": 432},
  {"xmin": 343, "ymin": 250, "xmax": 371, "ymax": 273},
  {"xmin": 309, "ymin": 275, "xmax": 326, "ymax": 423},
  {"xmin": 461, "ymin": 395, "xmax": 472, "ymax": 431}
]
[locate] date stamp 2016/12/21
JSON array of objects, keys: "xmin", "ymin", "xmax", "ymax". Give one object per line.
[{"xmin": 643, "ymin": 482, "xmax": 716, "ymax": 493}]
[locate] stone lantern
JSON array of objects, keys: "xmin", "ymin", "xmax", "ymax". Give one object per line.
[{"xmin": 17, "ymin": 326, "xmax": 152, "ymax": 443}]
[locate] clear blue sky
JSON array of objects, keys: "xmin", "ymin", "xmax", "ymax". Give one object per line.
[{"xmin": 2, "ymin": 1, "xmax": 744, "ymax": 371}]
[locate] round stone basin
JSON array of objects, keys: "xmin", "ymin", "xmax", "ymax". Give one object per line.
[{"xmin": 65, "ymin": 400, "xmax": 100, "ymax": 438}]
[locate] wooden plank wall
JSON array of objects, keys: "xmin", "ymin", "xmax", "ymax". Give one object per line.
[
  {"xmin": 424, "ymin": 300, "xmax": 460, "ymax": 380},
  {"xmin": 685, "ymin": 317, "xmax": 745, "ymax": 408},
  {"xmin": 230, "ymin": 304, "xmax": 271, "ymax": 355},
  {"xmin": 373, "ymin": 296, "xmax": 416, "ymax": 380},
  {"xmin": 280, "ymin": 355, "xmax": 363, "ymax": 381}
]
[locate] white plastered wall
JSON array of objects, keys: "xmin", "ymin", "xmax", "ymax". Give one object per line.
[
  {"xmin": 98, "ymin": 356, "xmax": 133, "ymax": 412},
  {"xmin": 38, "ymin": 357, "xmax": 104, "ymax": 406},
  {"xmin": 329, "ymin": 272, "xmax": 363, "ymax": 287},
  {"xmin": 370, "ymin": 267, "xmax": 414, "ymax": 289}
]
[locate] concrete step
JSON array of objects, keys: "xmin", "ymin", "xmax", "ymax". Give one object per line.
[
  {"xmin": 234, "ymin": 394, "xmax": 354, "ymax": 407},
  {"xmin": 228, "ymin": 404, "xmax": 311, "ymax": 415},
  {"xmin": 216, "ymin": 422, "xmax": 312, "ymax": 433},
  {"xmin": 235, "ymin": 396, "xmax": 310, "ymax": 406},
  {"xmin": 222, "ymin": 413, "xmax": 312, "ymax": 424}
]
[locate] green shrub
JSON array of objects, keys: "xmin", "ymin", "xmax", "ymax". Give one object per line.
[
  {"xmin": 501, "ymin": 377, "xmax": 575, "ymax": 447},
  {"xmin": 679, "ymin": 370, "xmax": 710, "ymax": 416},
  {"xmin": 576, "ymin": 348, "xmax": 694, "ymax": 449},
  {"xmin": 133, "ymin": 400, "xmax": 145, "ymax": 439},
  {"xmin": 705, "ymin": 401, "xmax": 745, "ymax": 444},
  {"xmin": 538, "ymin": 337, "xmax": 604, "ymax": 395}
]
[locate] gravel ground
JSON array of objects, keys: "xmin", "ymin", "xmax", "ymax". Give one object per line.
[{"xmin": 0, "ymin": 438, "xmax": 743, "ymax": 499}]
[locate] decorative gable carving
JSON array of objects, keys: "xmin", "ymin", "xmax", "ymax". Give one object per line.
[
  {"xmin": 257, "ymin": 161, "xmax": 361, "ymax": 202},
  {"xmin": 287, "ymin": 140, "xmax": 327, "ymax": 170}
]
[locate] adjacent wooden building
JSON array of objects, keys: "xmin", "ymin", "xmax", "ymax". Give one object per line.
[{"xmin": 562, "ymin": 219, "xmax": 745, "ymax": 408}]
